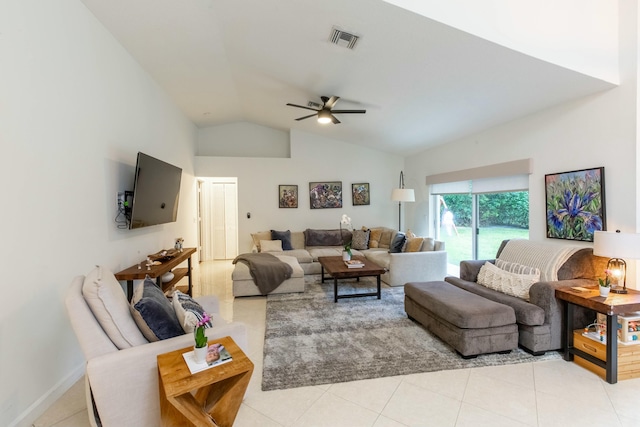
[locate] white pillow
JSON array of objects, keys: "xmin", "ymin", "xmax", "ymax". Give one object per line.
[
  {"xmin": 477, "ymin": 261, "xmax": 540, "ymax": 301},
  {"xmin": 172, "ymin": 290, "xmax": 211, "ymax": 333},
  {"xmin": 260, "ymin": 239, "xmax": 283, "ymax": 252}
]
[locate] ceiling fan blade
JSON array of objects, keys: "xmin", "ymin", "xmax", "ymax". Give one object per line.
[
  {"xmin": 325, "ymin": 96, "xmax": 340, "ymax": 109},
  {"xmin": 286, "ymin": 103, "xmax": 320, "ymax": 112},
  {"xmin": 295, "ymin": 113, "xmax": 318, "ymax": 121},
  {"xmin": 330, "ymin": 114, "xmax": 341, "ymax": 124},
  {"xmin": 331, "ymin": 109, "xmax": 366, "ymax": 114}
]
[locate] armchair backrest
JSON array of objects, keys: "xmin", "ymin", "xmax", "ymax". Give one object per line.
[{"xmin": 65, "ymin": 275, "xmax": 118, "ymax": 361}]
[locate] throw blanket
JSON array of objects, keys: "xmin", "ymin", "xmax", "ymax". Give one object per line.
[
  {"xmin": 233, "ymin": 253, "xmax": 293, "ymax": 295},
  {"xmin": 497, "ymin": 239, "xmax": 580, "ymax": 281}
]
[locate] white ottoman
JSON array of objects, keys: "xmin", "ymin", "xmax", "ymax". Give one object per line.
[{"xmin": 232, "ymin": 255, "xmax": 305, "ymax": 297}]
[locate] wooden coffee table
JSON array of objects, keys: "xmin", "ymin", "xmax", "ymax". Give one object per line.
[
  {"xmin": 318, "ymin": 256, "xmax": 386, "ymax": 303},
  {"xmin": 157, "ymin": 336, "xmax": 253, "ymax": 427},
  {"xmin": 556, "ymin": 285, "xmax": 640, "ymax": 384}
]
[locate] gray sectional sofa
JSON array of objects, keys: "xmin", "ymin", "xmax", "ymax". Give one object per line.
[
  {"xmin": 443, "ymin": 239, "xmax": 607, "ymax": 355},
  {"xmin": 234, "ymin": 227, "xmax": 447, "ymax": 293}
]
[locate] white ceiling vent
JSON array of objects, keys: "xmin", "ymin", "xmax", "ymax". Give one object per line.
[{"xmin": 329, "ymin": 27, "xmax": 360, "ymax": 49}]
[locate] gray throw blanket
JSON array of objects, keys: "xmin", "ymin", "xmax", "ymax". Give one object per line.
[{"xmin": 233, "ymin": 253, "xmax": 293, "ymax": 295}]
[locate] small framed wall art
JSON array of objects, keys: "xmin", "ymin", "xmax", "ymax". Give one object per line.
[
  {"xmin": 545, "ymin": 166, "xmax": 605, "ymax": 242},
  {"xmin": 279, "ymin": 185, "xmax": 298, "ymax": 208},
  {"xmin": 352, "ymin": 183, "xmax": 370, "ymax": 206},
  {"xmin": 309, "ymin": 181, "xmax": 342, "ymax": 209}
]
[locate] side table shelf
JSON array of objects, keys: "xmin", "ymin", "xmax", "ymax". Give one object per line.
[{"xmin": 115, "ymin": 247, "xmax": 196, "ymax": 300}]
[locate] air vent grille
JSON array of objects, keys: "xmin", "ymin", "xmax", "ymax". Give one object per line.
[{"xmin": 329, "ymin": 27, "xmax": 359, "ymax": 49}]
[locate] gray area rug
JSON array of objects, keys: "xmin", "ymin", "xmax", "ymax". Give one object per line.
[{"xmin": 262, "ymin": 275, "xmax": 561, "ymax": 391}]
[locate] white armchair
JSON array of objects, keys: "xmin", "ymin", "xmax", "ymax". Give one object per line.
[{"xmin": 65, "ymin": 270, "xmax": 248, "ymax": 427}]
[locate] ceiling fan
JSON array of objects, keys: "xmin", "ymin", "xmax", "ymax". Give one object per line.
[{"xmin": 286, "ymin": 96, "xmax": 366, "ymax": 124}]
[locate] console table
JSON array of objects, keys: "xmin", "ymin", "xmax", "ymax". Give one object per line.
[
  {"xmin": 556, "ymin": 285, "xmax": 640, "ymax": 384},
  {"xmin": 115, "ymin": 247, "xmax": 196, "ymax": 300}
]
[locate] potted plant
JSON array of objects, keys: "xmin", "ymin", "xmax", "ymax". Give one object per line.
[
  {"xmin": 193, "ymin": 313, "xmax": 211, "ymax": 363},
  {"xmin": 598, "ymin": 269, "xmax": 611, "ymax": 297}
]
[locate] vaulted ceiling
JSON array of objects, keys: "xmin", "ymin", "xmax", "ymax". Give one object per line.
[{"xmin": 80, "ymin": 0, "xmax": 616, "ymax": 155}]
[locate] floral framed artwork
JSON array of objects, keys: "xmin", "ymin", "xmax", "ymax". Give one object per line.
[
  {"xmin": 309, "ymin": 181, "xmax": 342, "ymax": 209},
  {"xmin": 279, "ymin": 185, "xmax": 298, "ymax": 208},
  {"xmin": 545, "ymin": 167, "xmax": 606, "ymax": 242},
  {"xmin": 352, "ymin": 183, "xmax": 370, "ymax": 206}
]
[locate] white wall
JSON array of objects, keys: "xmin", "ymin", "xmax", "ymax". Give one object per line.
[
  {"xmin": 404, "ymin": 1, "xmax": 638, "ymax": 280},
  {"xmin": 196, "ymin": 129, "xmax": 404, "ymax": 254},
  {"xmin": 197, "ymin": 121, "xmax": 290, "ymax": 158},
  {"xmin": 0, "ymin": 1, "xmax": 198, "ymax": 425}
]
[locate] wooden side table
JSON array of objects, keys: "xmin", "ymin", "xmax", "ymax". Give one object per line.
[
  {"xmin": 157, "ymin": 336, "xmax": 253, "ymax": 427},
  {"xmin": 556, "ymin": 285, "xmax": 640, "ymax": 384}
]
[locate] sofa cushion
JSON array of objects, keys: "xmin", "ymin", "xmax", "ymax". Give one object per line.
[
  {"xmin": 130, "ymin": 278, "xmax": 184, "ymax": 342},
  {"xmin": 369, "ymin": 228, "xmax": 382, "ymax": 248},
  {"xmin": 403, "ymin": 237, "xmax": 424, "ymax": 252},
  {"xmin": 365, "ymin": 251, "xmax": 390, "ymax": 269},
  {"xmin": 260, "ymin": 239, "xmax": 283, "ymax": 252},
  {"xmin": 351, "ymin": 229, "xmax": 370, "ymax": 250},
  {"xmin": 477, "ymin": 261, "xmax": 540, "ymax": 301},
  {"xmin": 557, "ymin": 248, "xmax": 605, "ymax": 280},
  {"xmin": 251, "ymin": 231, "xmax": 271, "ymax": 251},
  {"xmin": 378, "ymin": 230, "xmax": 393, "ymax": 249},
  {"xmin": 82, "ymin": 265, "xmax": 148, "ymax": 349},
  {"xmin": 271, "ymin": 230, "xmax": 293, "ymax": 250},
  {"xmin": 305, "ymin": 229, "xmax": 346, "ymax": 246},
  {"xmin": 307, "ymin": 247, "xmax": 343, "ymax": 261},
  {"xmin": 172, "ymin": 290, "xmax": 211, "ymax": 333},
  {"xmin": 389, "ymin": 232, "xmax": 406, "ymax": 253}
]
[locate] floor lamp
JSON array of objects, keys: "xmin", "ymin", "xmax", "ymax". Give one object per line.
[{"xmin": 391, "ymin": 171, "xmax": 415, "ymax": 231}]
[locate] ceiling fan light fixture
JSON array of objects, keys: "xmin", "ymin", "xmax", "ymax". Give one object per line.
[{"xmin": 317, "ymin": 110, "xmax": 332, "ymax": 124}]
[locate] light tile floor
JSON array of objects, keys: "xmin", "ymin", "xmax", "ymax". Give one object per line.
[{"xmin": 35, "ymin": 260, "xmax": 640, "ymax": 427}]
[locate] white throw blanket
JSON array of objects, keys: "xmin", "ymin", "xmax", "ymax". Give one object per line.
[{"xmin": 497, "ymin": 239, "xmax": 580, "ymax": 281}]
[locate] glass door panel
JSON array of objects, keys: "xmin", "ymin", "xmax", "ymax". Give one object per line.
[{"xmin": 477, "ymin": 192, "xmax": 530, "ymax": 260}]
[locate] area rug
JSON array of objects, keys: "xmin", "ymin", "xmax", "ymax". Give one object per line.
[{"xmin": 262, "ymin": 276, "xmax": 561, "ymax": 391}]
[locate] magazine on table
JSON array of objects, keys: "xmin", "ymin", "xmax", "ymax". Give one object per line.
[
  {"xmin": 183, "ymin": 343, "xmax": 232, "ymax": 374},
  {"xmin": 345, "ymin": 259, "xmax": 364, "ymax": 268}
]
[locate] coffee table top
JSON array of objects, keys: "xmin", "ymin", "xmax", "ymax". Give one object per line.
[
  {"xmin": 555, "ymin": 285, "xmax": 640, "ymax": 315},
  {"xmin": 318, "ymin": 256, "xmax": 385, "ymax": 278}
]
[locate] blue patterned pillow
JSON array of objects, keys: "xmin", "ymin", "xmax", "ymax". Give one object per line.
[
  {"xmin": 172, "ymin": 290, "xmax": 211, "ymax": 333},
  {"xmin": 271, "ymin": 230, "xmax": 293, "ymax": 250}
]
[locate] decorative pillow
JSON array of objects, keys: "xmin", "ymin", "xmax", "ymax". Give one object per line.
[
  {"xmin": 82, "ymin": 265, "xmax": 148, "ymax": 349},
  {"xmin": 403, "ymin": 237, "xmax": 424, "ymax": 252},
  {"xmin": 421, "ymin": 237, "xmax": 436, "ymax": 252},
  {"xmin": 260, "ymin": 239, "xmax": 283, "ymax": 252},
  {"xmin": 405, "ymin": 229, "xmax": 417, "ymax": 239},
  {"xmin": 389, "ymin": 232, "xmax": 406, "ymax": 253},
  {"xmin": 172, "ymin": 290, "xmax": 211, "ymax": 333},
  {"xmin": 369, "ymin": 228, "xmax": 383, "ymax": 248},
  {"xmin": 351, "ymin": 229, "xmax": 370, "ymax": 250},
  {"xmin": 251, "ymin": 231, "xmax": 271, "ymax": 251},
  {"xmin": 379, "ymin": 231, "xmax": 393, "ymax": 249},
  {"xmin": 304, "ymin": 229, "xmax": 344, "ymax": 246},
  {"xmin": 495, "ymin": 259, "xmax": 539, "ymax": 275},
  {"xmin": 130, "ymin": 278, "xmax": 184, "ymax": 342},
  {"xmin": 271, "ymin": 230, "xmax": 293, "ymax": 250},
  {"xmin": 477, "ymin": 261, "xmax": 541, "ymax": 300}
]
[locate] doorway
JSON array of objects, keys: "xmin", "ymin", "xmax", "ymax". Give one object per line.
[{"xmin": 198, "ymin": 178, "xmax": 238, "ymax": 261}]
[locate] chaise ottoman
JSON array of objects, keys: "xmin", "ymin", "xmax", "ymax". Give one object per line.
[
  {"xmin": 405, "ymin": 281, "xmax": 518, "ymax": 358},
  {"xmin": 232, "ymin": 255, "xmax": 305, "ymax": 297}
]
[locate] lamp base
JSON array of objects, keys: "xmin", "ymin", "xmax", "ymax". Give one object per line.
[{"xmin": 611, "ymin": 287, "xmax": 628, "ymax": 294}]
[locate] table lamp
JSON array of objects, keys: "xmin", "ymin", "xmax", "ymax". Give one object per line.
[
  {"xmin": 593, "ymin": 230, "xmax": 640, "ymax": 294},
  {"xmin": 391, "ymin": 171, "xmax": 414, "ymax": 231}
]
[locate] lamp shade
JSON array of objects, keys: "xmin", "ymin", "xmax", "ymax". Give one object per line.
[
  {"xmin": 593, "ymin": 231, "xmax": 640, "ymax": 259},
  {"xmin": 391, "ymin": 188, "xmax": 415, "ymax": 202}
]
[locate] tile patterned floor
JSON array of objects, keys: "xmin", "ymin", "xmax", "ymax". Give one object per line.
[{"xmin": 35, "ymin": 260, "xmax": 640, "ymax": 427}]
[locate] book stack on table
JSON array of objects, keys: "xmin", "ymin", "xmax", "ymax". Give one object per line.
[{"xmin": 345, "ymin": 260, "xmax": 364, "ymax": 268}]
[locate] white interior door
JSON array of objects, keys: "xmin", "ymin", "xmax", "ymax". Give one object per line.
[{"xmin": 198, "ymin": 179, "xmax": 238, "ymax": 261}]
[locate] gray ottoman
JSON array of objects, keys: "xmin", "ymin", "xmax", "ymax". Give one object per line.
[{"xmin": 405, "ymin": 281, "xmax": 518, "ymax": 358}]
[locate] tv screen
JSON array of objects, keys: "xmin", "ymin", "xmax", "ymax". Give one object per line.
[{"xmin": 129, "ymin": 152, "xmax": 182, "ymax": 229}]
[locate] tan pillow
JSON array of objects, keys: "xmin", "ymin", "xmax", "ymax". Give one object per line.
[
  {"xmin": 82, "ymin": 266, "xmax": 148, "ymax": 349},
  {"xmin": 260, "ymin": 239, "xmax": 283, "ymax": 252},
  {"xmin": 404, "ymin": 237, "xmax": 424, "ymax": 252},
  {"xmin": 406, "ymin": 229, "xmax": 416, "ymax": 239},
  {"xmin": 379, "ymin": 231, "xmax": 393, "ymax": 249},
  {"xmin": 251, "ymin": 231, "xmax": 271, "ymax": 251},
  {"xmin": 369, "ymin": 228, "xmax": 383, "ymax": 248}
]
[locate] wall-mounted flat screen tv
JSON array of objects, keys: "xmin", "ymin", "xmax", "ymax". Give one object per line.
[{"xmin": 129, "ymin": 152, "xmax": 182, "ymax": 229}]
